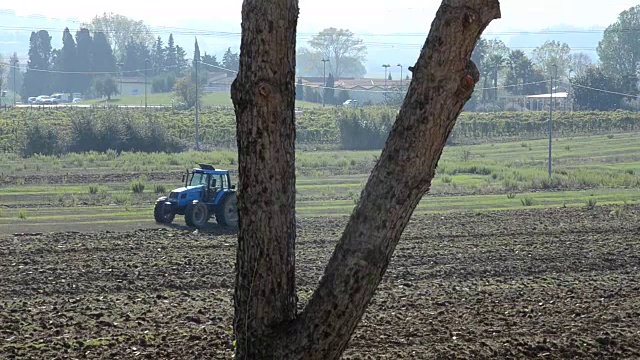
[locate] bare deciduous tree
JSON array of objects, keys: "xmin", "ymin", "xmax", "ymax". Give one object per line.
[{"xmin": 230, "ymin": 0, "xmax": 501, "ymax": 358}]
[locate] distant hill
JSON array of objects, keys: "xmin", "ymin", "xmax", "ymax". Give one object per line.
[{"xmin": 505, "ymin": 24, "xmax": 603, "ymax": 61}]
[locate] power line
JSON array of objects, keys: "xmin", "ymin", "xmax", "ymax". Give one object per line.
[
  {"xmin": 198, "ymin": 60, "xmax": 551, "ymax": 94},
  {"xmin": 480, "ymin": 80, "xmax": 550, "ymax": 91},
  {"xmin": 0, "ymin": 25, "xmax": 242, "ymax": 38},
  {"xmin": 0, "ymin": 61, "xmax": 181, "ymax": 75},
  {"xmin": 2, "ymin": 22, "xmax": 640, "ymax": 41},
  {"xmin": 0, "ymin": 25, "xmax": 609, "ymax": 52},
  {"xmin": 4, "ymin": 58, "xmax": 631, "ymax": 98},
  {"xmin": 4, "ymin": 21, "xmax": 640, "ymax": 37},
  {"xmin": 0, "ymin": 9, "xmax": 616, "ymax": 37},
  {"xmin": 570, "ymin": 83, "xmax": 640, "ymax": 98},
  {"xmin": 198, "ymin": 60, "xmax": 237, "ymax": 73}
]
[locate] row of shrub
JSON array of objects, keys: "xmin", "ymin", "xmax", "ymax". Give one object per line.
[
  {"xmin": 21, "ymin": 110, "xmax": 184, "ymax": 156},
  {"xmin": 453, "ymin": 110, "xmax": 640, "ymax": 138},
  {"xmin": 333, "ymin": 109, "xmax": 640, "ymax": 149},
  {"xmin": 334, "ymin": 108, "xmax": 460, "ymax": 150},
  {"xmin": 3, "ymin": 107, "xmax": 640, "ymax": 156}
]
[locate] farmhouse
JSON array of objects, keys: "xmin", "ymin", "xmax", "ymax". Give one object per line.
[
  {"xmin": 205, "ymin": 72, "xmax": 236, "ymax": 93},
  {"xmin": 496, "ymin": 87, "xmax": 572, "ymax": 112},
  {"xmin": 117, "ymin": 77, "xmax": 151, "ymax": 97},
  {"xmin": 298, "ymin": 77, "xmax": 409, "ymax": 104}
]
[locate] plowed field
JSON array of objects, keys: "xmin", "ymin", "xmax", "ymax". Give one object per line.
[{"xmin": 1, "ymin": 206, "xmax": 639, "ymax": 359}]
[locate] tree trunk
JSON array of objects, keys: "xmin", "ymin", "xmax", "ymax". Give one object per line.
[
  {"xmin": 230, "ymin": 0, "xmax": 299, "ymax": 358},
  {"xmin": 232, "ymin": 0, "xmax": 500, "ymax": 359}
]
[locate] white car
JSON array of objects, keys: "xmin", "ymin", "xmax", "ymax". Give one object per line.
[
  {"xmin": 343, "ymin": 99, "xmax": 358, "ymax": 107},
  {"xmin": 35, "ymin": 95, "xmax": 50, "ymax": 104}
]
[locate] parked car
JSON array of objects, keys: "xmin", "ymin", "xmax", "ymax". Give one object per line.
[
  {"xmin": 34, "ymin": 96, "xmax": 59, "ymax": 105},
  {"xmin": 51, "ymin": 93, "xmax": 70, "ymax": 103},
  {"xmin": 343, "ymin": 99, "xmax": 358, "ymax": 107},
  {"xmin": 43, "ymin": 98, "xmax": 59, "ymax": 105},
  {"xmin": 35, "ymin": 95, "xmax": 50, "ymax": 104}
]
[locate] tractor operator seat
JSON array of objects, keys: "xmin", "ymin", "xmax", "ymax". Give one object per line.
[{"xmin": 207, "ymin": 178, "xmax": 218, "ymax": 202}]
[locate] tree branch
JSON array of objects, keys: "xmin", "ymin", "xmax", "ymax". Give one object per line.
[{"xmin": 280, "ymin": 0, "xmax": 501, "ymax": 358}]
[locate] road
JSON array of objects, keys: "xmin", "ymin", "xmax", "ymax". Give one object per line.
[{"xmin": 14, "ymin": 104, "xmax": 171, "ymax": 108}]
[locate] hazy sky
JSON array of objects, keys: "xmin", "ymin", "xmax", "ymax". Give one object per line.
[{"xmin": 6, "ymin": 0, "xmax": 640, "ymax": 34}]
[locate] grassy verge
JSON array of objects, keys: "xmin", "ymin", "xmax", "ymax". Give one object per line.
[
  {"xmin": 82, "ymin": 91, "xmax": 321, "ymax": 108},
  {"xmin": 2, "ymin": 189, "xmax": 637, "ymax": 231}
]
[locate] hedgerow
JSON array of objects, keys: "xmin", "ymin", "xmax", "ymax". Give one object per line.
[{"xmin": 1, "ymin": 107, "xmax": 640, "ymax": 156}]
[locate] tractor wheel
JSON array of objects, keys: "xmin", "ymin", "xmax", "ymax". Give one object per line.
[
  {"xmin": 216, "ymin": 193, "xmax": 239, "ymax": 228},
  {"xmin": 154, "ymin": 201, "xmax": 175, "ymax": 224},
  {"xmin": 185, "ymin": 201, "xmax": 209, "ymax": 228}
]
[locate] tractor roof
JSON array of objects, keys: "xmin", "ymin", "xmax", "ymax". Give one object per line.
[{"xmin": 193, "ymin": 164, "xmax": 229, "ymax": 175}]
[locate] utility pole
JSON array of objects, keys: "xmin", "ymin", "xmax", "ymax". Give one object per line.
[
  {"xmin": 383, "ymin": 64, "xmax": 391, "ymax": 102},
  {"xmin": 144, "ymin": 58, "xmax": 149, "ymax": 109},
  {"xmin": 568, "ymin": 69, "xmax": 574, "ymax": 112},
  {"xmin": 548, "ymin": 64, "xmax": 556, "ymax": 177},
  {"xmin": 397, "ymin": 64, "xmax": 403, "ymax": 90},
  {"xmin": 117, "ymin": 62, "xmax": 123, "ymax": 98},
  {"xmin": 195, "ymin": 56, "xmax": 200, "ymax": 151},
  {"xmin": 321, "ymin": 58, "xmax": 329, "ymax": 107},
  {"xmin": 12, "ymin": 59, "xmax": 18, "ymax": 107},
  {"xmin": 382, "ymin": 64, "xmax": 390, "ymax": 88}
]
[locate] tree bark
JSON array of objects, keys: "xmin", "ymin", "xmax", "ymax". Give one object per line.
[
  {"xmin": 232, "ymin": 0, "xmax": 500, "ymax": 359},
  {"xmin": 230, "ymin": 0, "xmax": 299, "ymax": 358},
  {"xmin": 284, "ymin": 1, "xmax": 501, "ymax": 357}
]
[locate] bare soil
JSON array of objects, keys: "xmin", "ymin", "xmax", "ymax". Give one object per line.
[{"xmin": 1, "ymin": 206, "xmax": 639, "ymax": 359}]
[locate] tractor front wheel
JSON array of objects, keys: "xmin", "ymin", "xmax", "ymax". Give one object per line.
[
  {"xmin": 185, "ymin": 201, "xmax": 209, "ymax": 228},
  {"xmin": 154, "ymin": 201, "xmax": 175, "ymax": 224},
  {"xmin": 216, "ymin": 193, "xmax": 238, "ymax": 228}
]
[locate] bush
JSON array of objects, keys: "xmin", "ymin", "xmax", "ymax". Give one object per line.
[
  {"xmin": 130, "ymin": 178, "xmax": 146, "ymax": 194},
  {"xmin": 585, "ymin": 197, "xmax": 598, "ymax": 208},
  {"xmin": 336, "ymin": 108, "xmax": 394, "ymax": 150},
  {"xmin": 113, "ymin": 193, "xmax": 130, "ymax": 205},
  {"xmin": 520, "ymin": 196, "xmax": 534, "ymax": 206},
  {"xmin": 22, "ymin": 122, "xmax": 63, "ymax": 157}
]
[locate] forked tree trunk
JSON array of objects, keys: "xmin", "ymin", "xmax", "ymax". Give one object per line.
[{"xmin": 231, "ymin": 0, "xmax": 501, "ymax": 359}]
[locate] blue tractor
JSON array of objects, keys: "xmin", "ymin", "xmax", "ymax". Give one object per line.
[{"xmin": 154, "ymin": 164, "xmax": 238, "ymax": 228}]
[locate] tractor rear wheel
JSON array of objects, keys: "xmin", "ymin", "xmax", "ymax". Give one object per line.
[
  {"xmin": 185, "ymin": 201, "xmax": 209, "ymax": 228},
  {"xmin": 216, "ymin": 193, "xmax": 238, "ymax": 228},
  {"xmin": 154, "ymin": 201, "xmax": 175, "ymax": 224}
]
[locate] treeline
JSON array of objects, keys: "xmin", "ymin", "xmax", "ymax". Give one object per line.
[
  {"xmin": 465, "ymin": 5, "xmax": 640, "ymax": 112},
  {"xmin": 3, "ymin": 108, "xmax": 640, "ymax": 156},
  {"xmin": 12, "ymin": 13, "xmax": 240, "ymax": 103}
]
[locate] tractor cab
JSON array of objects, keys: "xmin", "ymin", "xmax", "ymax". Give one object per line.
[
  {"xmin": 154, "ymin": 164, "xmax": 238, "ymax": 228},
  {"xmin": 183, "ymin": 165, "xmax": 236, "ymax": 203}
]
